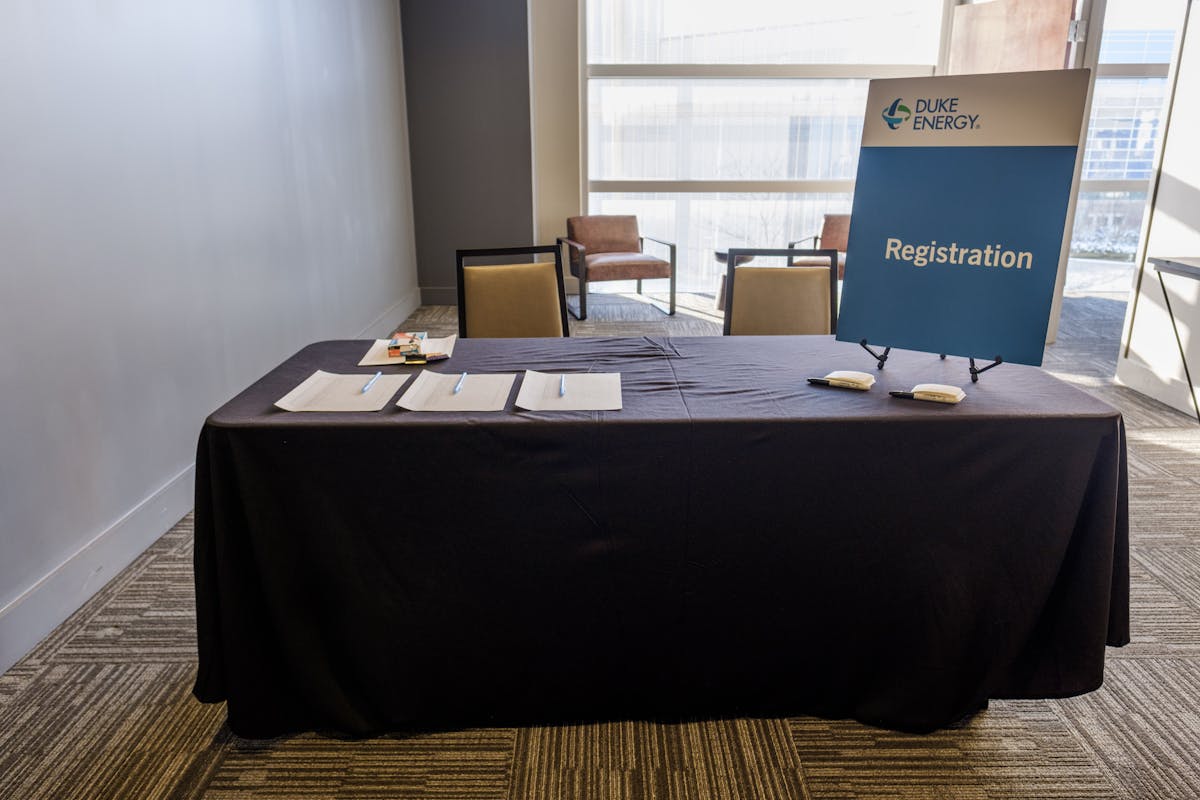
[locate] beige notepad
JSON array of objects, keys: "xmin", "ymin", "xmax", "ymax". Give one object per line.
[
  {"xmin": 358, "ymin": 335, "xmax": 458, "ymax": 366},
  {"xmin": 911, "ymin": 383, "xmax": 966, "ymax": 403},
  {"xmin": 396, "ymin": 370, "xmax": 515, "ymax": 411},
  {"xmin": 823, "ymin": 370, "xmax": 876, "ymax": 390},
  {"xmin": 275, "ymin": 370, "xmax": 409, "ymax": 412},
  {"xmin": 515, "ymin": 370, "xmax": 622, "ymax": 411}
]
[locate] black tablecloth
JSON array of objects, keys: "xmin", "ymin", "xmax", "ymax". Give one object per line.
[{"xmin": 193, "ymin": 336, "xmax": 1128, "ymax": 736}]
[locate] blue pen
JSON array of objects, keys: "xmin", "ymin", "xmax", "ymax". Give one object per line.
[
  {"xmin": 453, "ymin": 371, "xmax": 467, "ymax": 394},
  {"xmin": 360, "ymin": 371, "xmax": 382, "ymax": 394},
  {"xmin": 559, "ymin": 374, "xmax": 566, "ymax": 397}
]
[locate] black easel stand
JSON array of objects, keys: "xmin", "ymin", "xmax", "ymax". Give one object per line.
[
  {"xmin": 968, "ymin": 356, "xmax": 1003, "ymax": 383},
  {"xmin": 859, "ymin": 339, "xmax": 891, "ymax": 369},
  {"xmin": 862, "ymin": 340, "xmax": 1004, "ymax": 382}
]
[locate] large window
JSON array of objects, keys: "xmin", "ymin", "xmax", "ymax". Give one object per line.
[
  {"xmin": 586, "ymin": 0, "xmax": 943, "ymax": 294},
  {"xmin": 585, "ymin": 0, "xmax": 1186, "ymax": 294}
]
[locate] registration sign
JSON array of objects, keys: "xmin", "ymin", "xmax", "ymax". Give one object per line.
[{"xmin": 836, "ymin": 70, "xmax": 1089, "ymax": 366}]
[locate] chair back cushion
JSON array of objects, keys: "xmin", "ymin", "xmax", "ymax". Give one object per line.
[
  {"xmin": 728, "ymin": 267, "xmax": 831, "ymax": 335},
  {"xmin": 462, "ymin": 262, "xmax": 565, "ymax": 338},
  {"xmin": 567, "ymin": 215, "xmax": 640, "ymax": 255},
  {"xmin": 819, "ymin": 214, "xmax": 851, "ymax": 252}
]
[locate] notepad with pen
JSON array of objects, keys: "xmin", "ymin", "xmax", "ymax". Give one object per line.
[
  {"xmin": 806, "ymin": 370, "xmax": 876, "ymax": 391},
  {"xmin": 514, "ymin": 370, "xmax": 622, "ymax": 411},
  {"xmin": 890, "ymin": 383, "xmax": 966, "ymax": 404},
  {"xmin": 396, "ymin": 370, "xmax": 514, "ymax": 411},
  {"xmin": 275, "ymin": 370, "xmax": 409, "ymax": 412}
]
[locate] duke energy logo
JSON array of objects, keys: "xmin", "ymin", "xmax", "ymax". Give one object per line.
[
  {"xmin": 882, "ymin": 96, "xmax": 981, "ymax": 131},
  {"xmin": 882, "ymin": 98, "xmax": 911, "ymax": 130}
]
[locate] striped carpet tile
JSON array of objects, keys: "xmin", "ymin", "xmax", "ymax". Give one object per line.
[
  {"xmin": 1052, "ymin": 659, "xmax": 1200, "ymax": 800},
  {"xmin": 1132, "ymin": 547, "xmax": 1200, "ymax": 617},
  {"xmin": 201, "ymin": 729, "xmax": 516, "ymax": 799},
  {"xmin": 1127, "ymin": 477, "xmax": 1200, "ymax": 546},
  {"xmin": 790, "ymin": 702, "xmax": 1119, "ymax": 800},
  {"xmin": 508, "ymin": 718, "xmax": 810, "ymax": 800},
  {"xmin": 52, "ymin": 554, "xmax": 200, "ymax": 665},
  {"xmin": 0, "ymin": 662, "xmax": 45, "ymax": 707},
  {"xmin": 1126, "ymin": 444, "xmax": 1180, "ymax": 482},
  {"xmin": 1123, "ymin": 552, "xmax": 1200, "ymax": 655},
  {"xmin": 1125, "ymin": 430, "xmax": 1200, "ymax": 483},
  {"xmin": 0, "ymin": 662, "xmax": 225, "ymax": 800}
]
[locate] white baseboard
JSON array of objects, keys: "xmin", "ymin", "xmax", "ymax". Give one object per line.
[
  {"xmin": 0, "ymin": 464, "xmax": 195, "ymax": 676},
  {"xmin": 357, "ymin": 285, "xmax": 422, "ymax": 338}
]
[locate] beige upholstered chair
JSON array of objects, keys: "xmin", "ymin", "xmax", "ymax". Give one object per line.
[
  {"xmin": 456, "ymin": 245, "xmax": 569, "ymax": 338},
  {"xmin": 558, "ymin": 215, "xmax": 676, "ymax": 320},
  {"xmin": 722, "ymin": 248, "xmax": 839, "ymax": 336},
  {"xmin": 790, "ymin": 213, "xmax": 850, "ymax": 279}
]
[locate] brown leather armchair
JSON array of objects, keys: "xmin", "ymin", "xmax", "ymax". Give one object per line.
[
  {"xmin": 790, "ymin": 213, "xmax": 850, "ymax": 279},
  {"xmin": 558, "ymin": 215, "xmax": 676, "ymax": 320}
]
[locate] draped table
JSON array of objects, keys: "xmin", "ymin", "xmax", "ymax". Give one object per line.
[{"xmin": 193, "ymin": 336, "xmax": 1128, "ymax": 737}]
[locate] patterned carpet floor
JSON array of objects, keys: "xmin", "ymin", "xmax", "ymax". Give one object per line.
[{"xmin": 2, "ymin": 291, "xmax": 1199, "ymax": 799}]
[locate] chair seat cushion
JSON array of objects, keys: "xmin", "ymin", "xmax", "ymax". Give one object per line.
[
  {"xmin": 583, "ymin": 252, "xmax": 671, "ymax": 282},
  {"xmin": 792, "ymin": 252, "xmax": 847, "ymax": 280}
]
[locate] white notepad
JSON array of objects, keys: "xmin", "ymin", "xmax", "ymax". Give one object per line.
[
  {"xmin": 911, "ymin": 383, "xmax": 966, "ymax": 404},
  {"xmin": 515, "ymin": 370, "xmax": 622, "ymax": 411},
  {"xmin": 822, "ymin": 370, "xmax": 875, "ymax": 390},
  {"xmin": 396, "ymin": 370, "xmax": 515, "ymax": 411},
  {"xmin": 275, "ymin": 370, "xmax": 409, "ymax": 412},
  {"xmin": 357, "ymin": 335, "xmax": 458, "ymax": 367}
]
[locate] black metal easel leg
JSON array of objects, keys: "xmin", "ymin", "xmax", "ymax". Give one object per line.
[
  {"xmin": 860, "ymin": 340, "xmax": 891, "ymax": 369},
  {"xmin": 968, "ymin": 356, "xmax": 1004, "ymax": 383}
]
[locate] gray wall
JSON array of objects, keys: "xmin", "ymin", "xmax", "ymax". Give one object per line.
[
  {"xmin": 0, "ymin": 0, "xmax": 419, "ymax": 673},
  {"xmin": 400, "ymin": 0, "xmax": 535, "ymax": 304}
]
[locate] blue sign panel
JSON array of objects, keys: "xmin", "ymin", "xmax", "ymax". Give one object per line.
[{"xmin": 835, "ymin": 71, "xmax": 1090, "ymax": 367}]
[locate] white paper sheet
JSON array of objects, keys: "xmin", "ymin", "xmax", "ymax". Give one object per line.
[
  {"xmin": 357, "ymin": 335, "xmax": 458, "ymax": 367},
  {"xmin": 514, "ymin": 370, "xmax": 622, "ymax": 411},
  {"xmin": 275, "ymin": 370, "xmax": 410, "ymax": 412},
  {"xmin": 396, "ymin": 370, "xmax": 515, "ymax": 411}
]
